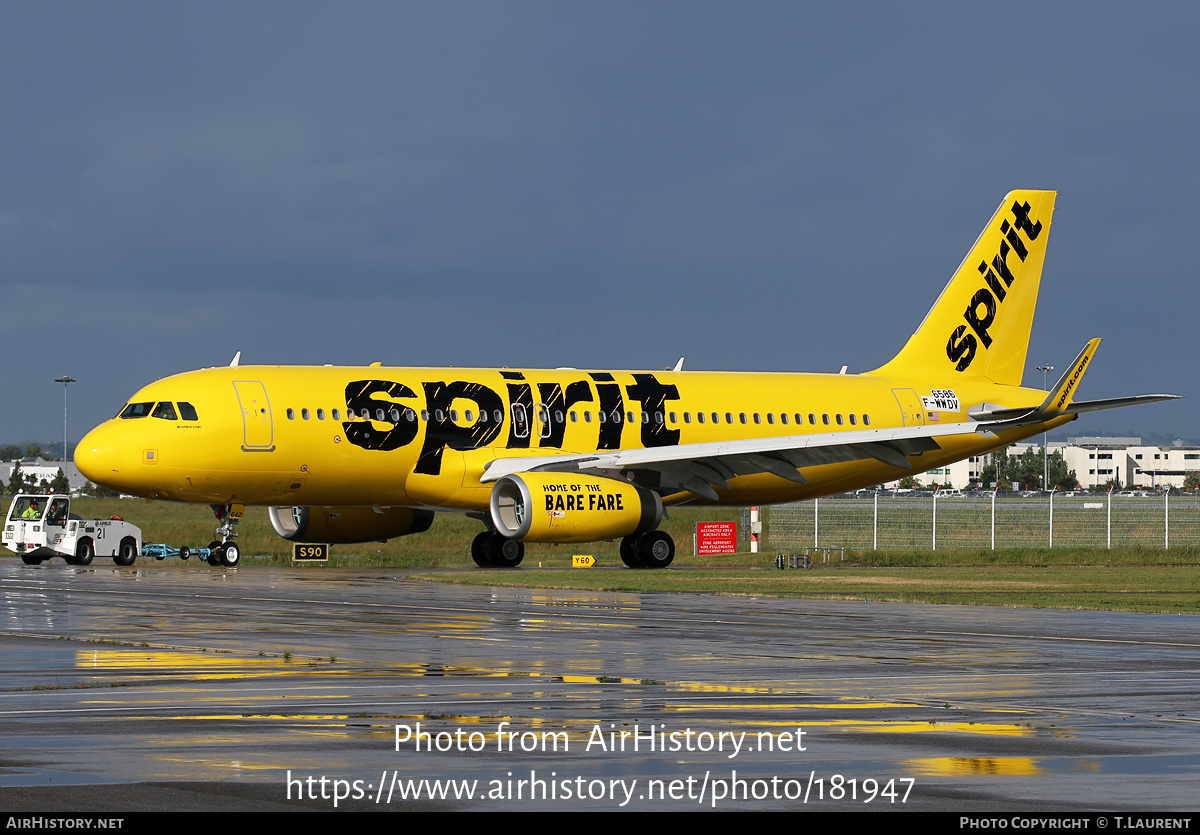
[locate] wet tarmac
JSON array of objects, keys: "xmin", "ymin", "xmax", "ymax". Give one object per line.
[{"xmin": 0, "ymin": 562, "xmax": 1197, "ymax": 811}]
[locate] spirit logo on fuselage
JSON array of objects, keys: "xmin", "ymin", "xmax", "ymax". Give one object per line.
[
  {"xmin": 341, "ymin": 372, "xmax": 680, "ymax": 475},
  {"xmin": 946, "ymin": 199, "xmax": 1043, "ymax": 372}
]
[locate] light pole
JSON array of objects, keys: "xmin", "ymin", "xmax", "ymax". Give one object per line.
[
  {"xmin": 54, "ymin": 376, "xmax": 75, "ymax": 465},
  {"xmin": 1036, "ymin": 365, "xmax": 1054, "ymax": 489}
]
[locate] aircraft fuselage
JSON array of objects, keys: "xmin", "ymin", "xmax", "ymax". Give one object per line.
[{"xmin": 76, "ymin": 364, "xmax": 1064, "ymax": 509}]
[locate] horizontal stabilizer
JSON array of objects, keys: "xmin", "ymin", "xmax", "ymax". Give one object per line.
[
  {"xmin": 1063, "ymin": 394, "xmax": 1181, "ymax": 414},
  {"xmin": 967, "ymin": 339, "xmax": 1179, "ymax": 426}
]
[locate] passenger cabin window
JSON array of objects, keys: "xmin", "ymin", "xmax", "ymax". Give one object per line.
[
  {"xmin": 302, "ymin": 408, "xmax": 310, "ymax": 420},
  {"xmin": 178, "ymin": 402, "xmax": 199, "ymax": 421},
  {"xmin": 287, "ymin": 408, "xmax": 295, "ymax": 420},
  {"xmin": 152, "ymin": 402, "xmax": 177, "ymax": 420},
  {"xmin": 120, "ymin": 402, "xmax": 154, "ymax": 419}
]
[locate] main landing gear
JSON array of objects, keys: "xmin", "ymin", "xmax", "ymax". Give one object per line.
[
  {"xmin": 467, "ymin": 530, "xmax": 674, "ymax": 569},
  {"xmin": 620, "ymin": 531, "xmax": 675, "ymax": 569},
  {"xmin": 471, "ymin": 531, "xmax": 524, "ymax": 567},
  {"xmin": 207, "ymin": 504, "xmax": 243, "ymax": 567}
]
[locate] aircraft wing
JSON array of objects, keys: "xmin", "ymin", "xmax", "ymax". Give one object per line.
[
  {"xmin": 480, "ymin": 382, "xmax": 1180, "ymax": 501},
  {"xmin": 479, "ymin": 419, "xmax": 999, "ymax": 500}
]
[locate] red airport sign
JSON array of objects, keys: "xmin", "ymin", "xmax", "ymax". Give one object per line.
[{"xmin": 696, "ymin": 521, "xmax": 738, "ymax": 555}]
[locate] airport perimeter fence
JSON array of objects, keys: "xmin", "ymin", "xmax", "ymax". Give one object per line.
[{"xmin": 768, "ymin": 492, "xmax": 1200, "ymax": 551}]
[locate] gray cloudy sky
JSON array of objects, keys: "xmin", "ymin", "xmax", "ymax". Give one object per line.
[{"xmin": 4, "ymin": 2, "xmax": 1198, "ymax": 445}]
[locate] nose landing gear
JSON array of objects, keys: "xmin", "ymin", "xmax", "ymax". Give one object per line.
[{"xmin": 207, "ymin": 503, "xmax": 244, "ymax": 567}]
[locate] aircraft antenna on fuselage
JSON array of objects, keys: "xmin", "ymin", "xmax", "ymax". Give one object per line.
[{"xmin": 229, "ymin": 351, "xmax": 241, "ymax": 367}]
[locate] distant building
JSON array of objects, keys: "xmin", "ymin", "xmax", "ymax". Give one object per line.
[
  {"xmin": 880, "ymin": 436, "xmax": 1200, "ymax": 490},
  {"xmin": 1052, "ymin": 437, "xmax": 1200, "ymax": 489},
  {"xmin": 0, "ymin": 457, "xmax": 89, "ymax": 493}
]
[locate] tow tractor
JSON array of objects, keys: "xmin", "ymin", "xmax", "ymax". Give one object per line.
[{"xmin": 3, "ymin": 493, "xmax": 143, "ymax": 566}]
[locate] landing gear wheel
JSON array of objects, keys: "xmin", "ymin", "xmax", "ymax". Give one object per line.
[
  {"xmin": 207, "ymin": 541, "xmax": 223, "ymax": 566},
  {"xmin": 20, "ymin": 554, "xmax": 43, "ymax": 565},
  {"xmin": 114, "ymin": 538, "xmax": 138, "ymax": 567},
  {"xmin": 471, "ymin": 531, "xmax": 494, "ymax": 567},
  {"xmin": 69, "ymin": 539, "xmax": 94, "ymax": 566},
  {"xmin": 636, "ymin": 531, "xmax": 674, "ymax": 569},
  {"xmin": 487, "ymin": 534, "xmax": 524, "ymax": 568},
  {"xmin": 619, "ymin": 536, "xmax": 642, "ymax": 568},
  {"xmin": 219, "ymin": 542, "xmax": 240, "ymax": 567}
]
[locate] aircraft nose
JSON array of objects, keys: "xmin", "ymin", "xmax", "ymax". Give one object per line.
[{"xmin": 75, "ymin": 422, "xmax": 131, "ymax": 491}]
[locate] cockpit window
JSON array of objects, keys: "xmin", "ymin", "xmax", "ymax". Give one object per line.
[
  {"xmin": 119, "ymin": 402, "xmax": 154, "ymax": 419},
  {"xmin": 178, "ymin": 402, "xmax": 198, "ymax": 421},
  {"xmin": 152, "ymin": 402, "xmax": 178, "ymax": 420}
]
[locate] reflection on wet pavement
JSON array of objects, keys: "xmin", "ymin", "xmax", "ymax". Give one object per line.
[{"xmin": 1, "ymin": 563, "xmax": 1198, "ymax": 810}]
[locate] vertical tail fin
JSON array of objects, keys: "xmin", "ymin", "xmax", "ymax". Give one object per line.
[{"xmin": 871, "ymin": 190, "xmax": 1056, "ymax": 386}]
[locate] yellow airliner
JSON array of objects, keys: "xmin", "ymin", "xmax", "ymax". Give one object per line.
[{"xmin": 75, "ymin": 191, "xmax": 1176, "ymax": 568}]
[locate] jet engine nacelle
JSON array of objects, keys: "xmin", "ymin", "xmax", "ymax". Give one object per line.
[
  {"xmin": 489, "ymin": 473, "xmax": 662, "ymax": 544},
  {"xmin": 268, "ymin": 505, "xmax": 434, "ymax": 544}
]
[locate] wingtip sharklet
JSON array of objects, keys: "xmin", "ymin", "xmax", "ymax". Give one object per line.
[{"xmin": 1038, "ymin": 338, "xmax": 1101, "ymax": 413}]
